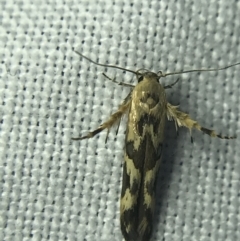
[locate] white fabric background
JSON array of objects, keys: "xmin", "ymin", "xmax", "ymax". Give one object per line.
[{"xmin": 0, "ymin": 0, "xmax": 240, "ymax": 241}]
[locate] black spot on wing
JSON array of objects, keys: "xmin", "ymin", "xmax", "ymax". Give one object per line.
[
  {"xmin": 125, "ymin": 135, "xmax": 162, "ymax": 171},
  {"xmin": 121, "ymin": 163, "xmax": 130, "ymax": 198},
  {"xmin": 125, "ymin": 139, "xmax": 147, "ymax": 170},
  {"xmin": 121, "ymin": 209, "xmax": 138, "ymax": 241},
  {"xmin": 125, "ymin": 141, "xmax": 135, "ymax": 160},
  {"xmin": 145, "ymin": 174, "xmax": 157, "ymax": 198},
  {"xmin": 137, "ymin": 113, "xmax": 160, "ymax": 136},
  {"xmin": 145, "ymin": 137, "xmax": 162, "ymax": 170},
  {"xmin": 121, "ymin": 162, "xmax": 139, "ymax": 198}
]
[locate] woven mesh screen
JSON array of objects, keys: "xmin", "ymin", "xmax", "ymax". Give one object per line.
[{"xmin": 0, "ymin": 1, "xmax": 240, "ymax": 240}]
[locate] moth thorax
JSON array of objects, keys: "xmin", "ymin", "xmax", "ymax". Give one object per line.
[{"xmin": 141, "ymin": 92, "xmax": 159, "ymax": 109}]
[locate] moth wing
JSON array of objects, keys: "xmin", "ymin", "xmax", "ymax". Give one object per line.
[{"xmin": 121, "ymin": 107, "xmax": 165, "ymax": 241}]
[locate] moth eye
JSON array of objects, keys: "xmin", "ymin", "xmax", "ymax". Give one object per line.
[{"xmin": 138, "ymin": 76, "xmax": 144, "ymax": 82}]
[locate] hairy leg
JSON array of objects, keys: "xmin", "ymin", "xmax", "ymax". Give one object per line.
[
  {"xmin": 166, "ymin": 103, "xmax": 236, "ymax": 139},
  {"xmin": 72, "ymin": 93, "xmax": 132, "ymax": 142}
]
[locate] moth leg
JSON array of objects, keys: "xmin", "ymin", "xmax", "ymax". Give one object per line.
[
  {"xmin": 115, "ymin": 118, "xmax": 122, "ymax": 135},
  {"xmin": 72, "ymin": 93, "xmax": 132, "ymax": 142},
  {"xmin": 164, "ymin": 78, "xmax": 180, "ymax": 89},
  {"xmin": 102, "ymin": 73, "xmax": 135, "ymax": 87},
  {"xmin": 166, "ymin": 103, "xmax": 236, "ymax": 139}
]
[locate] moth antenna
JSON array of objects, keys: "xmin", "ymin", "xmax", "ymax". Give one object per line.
[
  {"xmin": 162, "ymin": 62, "xmax": 240, "ymax": 77},
  {"xmin": 75, "ymin": 50, "xmax": 137, "ymax": 75}
]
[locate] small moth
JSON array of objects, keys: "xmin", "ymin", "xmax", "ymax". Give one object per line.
[{"xmin": 72, "ymin": 51, "xmax": 239, "ymax": 241}]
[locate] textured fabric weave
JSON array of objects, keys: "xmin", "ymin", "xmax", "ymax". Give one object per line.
[{"xmin": 0, "ymin": 0, "xmax": 240, "ymax": 241}]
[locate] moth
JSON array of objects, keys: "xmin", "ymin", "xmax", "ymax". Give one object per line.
[{"xmin": 72, "ymin": 51, "xmax": 239, "ymax": 241}]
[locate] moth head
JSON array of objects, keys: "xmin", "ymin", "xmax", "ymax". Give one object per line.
[{"xmin": 136, "ymin": 69, "xmax": 160, "ymax": 83}]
